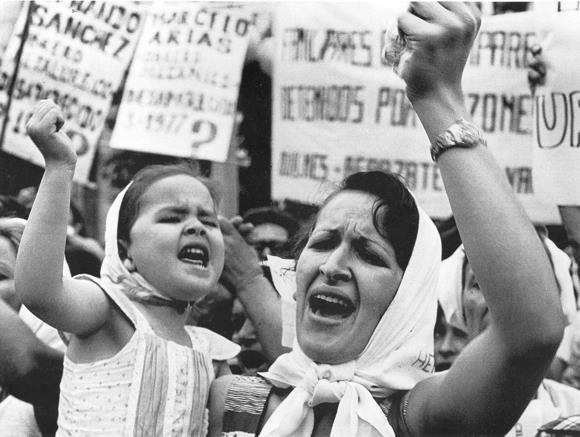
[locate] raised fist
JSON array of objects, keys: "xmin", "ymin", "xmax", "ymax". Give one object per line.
[{"xmin": 26, "ymin": 100, "xmax": 76, "ymax": 168}]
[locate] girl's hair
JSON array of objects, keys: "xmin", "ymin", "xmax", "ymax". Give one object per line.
[
  {"xmin": 0, "ymin": 217, "xmax": 26, "ymax": 251},
  {"xmin": 292, "ymin": 171, "xmax": 419, "ymax": 269},
  {"xmin": 117, "ymin": 163, "xmax": 220, "ymax": 259}
]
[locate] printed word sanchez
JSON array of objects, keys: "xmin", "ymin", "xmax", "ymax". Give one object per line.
[
  {"xmin": 282, "ymin": 28, "xmax": 372, "ymax": 66},
  {"xmin": 535, "ymin": 92, "xmax": 580, "ymax": 149},
  {"xmin": 281, "ymin": 85, "xmax": 364, "ymax": 123},
  {"xmin": 30, "ymin": 3, "xmax": 133, "ymax": 59},
  {"xmin": 469, "ymin": 30, "xmax": 535, "ymax": 68}
]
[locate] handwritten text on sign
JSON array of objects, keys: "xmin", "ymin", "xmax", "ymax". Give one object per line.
[
  {"xmin": 533, "ymin": 11, "xmax": 580, "ymax": 205},
  {"xmin": 272, "ymin": 5, "xmax": 559, "ymax": 223},
  {"xmin": 110, "ymin": 4, "xmax": 251, "ymax": 162},
  {"xmin": 0, "ymin": 1, "xmax": 144, "ymax": 183}
]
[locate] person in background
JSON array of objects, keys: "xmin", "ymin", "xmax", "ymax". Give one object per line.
[
  {"xmin": 222, "ymin": 207, "xmax": 299, "ymax": 374},
  {"xmin": 437, "ymin": 245, "xmax": 580, "ymax": 436},
  {"xmin": 242, "ymin": 206, "xmax": 299, "ymax": 261},
  {"xmin": 0, "ymin": 217, "xmax": 65, "ymax": 436}
]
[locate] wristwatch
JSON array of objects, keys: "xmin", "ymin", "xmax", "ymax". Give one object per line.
[{"xmin": 430, "ymin": 118, "xmax": 487, "ymax": 162}]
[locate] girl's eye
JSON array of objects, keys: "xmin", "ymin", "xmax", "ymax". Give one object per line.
[
  {"xmin": 201, "ymin": 218, "xmax": 218, "ymax": 227},
  {"xmin": 159, "ymin": 216, "xmax": 181, "ymax": 223}
]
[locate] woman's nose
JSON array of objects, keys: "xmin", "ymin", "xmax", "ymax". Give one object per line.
[{"xmin": 319, "ymin": 247, "xmax": 351, "ymax": 283}]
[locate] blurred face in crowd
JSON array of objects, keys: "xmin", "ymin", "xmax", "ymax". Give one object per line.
[
  {"xmin": 434, "ymin": 261, "xmax": 490, "ymax": 371},
  {"xmin": 247, "ymin": 223, "xmax": 290, "ymax": 260},
  {"xmin": 231, "ymin": 299, "xmax": 269, "ymax": 375},
  {"xmin": 295, "ymin": 191, "xmax": 403, "ymax": 364},
  {"xmin": 434, "ymin": 309, "xmax": 469, "ymax": 371},
  {"xmin": 0, "ymin": 234, "xmax": 16, "ymax": 282}
]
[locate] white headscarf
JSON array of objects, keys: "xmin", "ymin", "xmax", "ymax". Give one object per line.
[
  {"xmin": 259, "ymin": 206, "xmax": 441, "ymax": 437},
  {"xmin": 439, "ymin": 239, "xmax": 577, "ymax": 330},
  {"xmin": 437, "ymin": 245, "xmax": 468, "ymax": 331},
  {"xmin": 100, "ymin": 184, "xmax": 189, "ymax": 310}
]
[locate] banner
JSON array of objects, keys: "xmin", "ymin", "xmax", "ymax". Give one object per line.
[
  {"xmin": 0, "ymin": 1, "xmax": 26, "ymax": 127},
  {"xmin": 533, "ymin": 11, "xmax": 580, "ymax": 206},
  {"xmin": 110, "ymin": 3, "xmax": 251, "ymax": 162},
  {"xmin": 0, "ymin": 1, "xmax": 145, "ymax": 183},
  {"xmin": 0, "ymin": 1, "xmax": 23, "ymax": 68},
  {"xmin": 271, "ymin": 4, "xmax": 560, "ymax": 223}
]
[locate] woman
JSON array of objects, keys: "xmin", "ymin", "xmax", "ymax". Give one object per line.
[{"xmin": 208, "ymin": 3, "xmax": 565, "ymax": 436}]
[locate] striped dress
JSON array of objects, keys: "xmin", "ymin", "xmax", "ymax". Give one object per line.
[
  {"xmin": 221, "ymin": 376, "xmax": 411, "ymax": 436},
  {"xmin": 56, "ymin": 276, "xmax": 238, "ymax": 437}
]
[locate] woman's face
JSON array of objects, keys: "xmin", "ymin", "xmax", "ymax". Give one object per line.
[
  {"xmin": 295, "ymin": 190, "xmax": 404, "ymax": 364},
  {"xmin": 125, "ymin": 175, "xmax": 225, "ymax": 302}
]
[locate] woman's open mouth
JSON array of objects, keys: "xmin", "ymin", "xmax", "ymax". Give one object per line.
[{"xmin": 308, "ymin": 292, "xmax": 355, "ymax": 320}]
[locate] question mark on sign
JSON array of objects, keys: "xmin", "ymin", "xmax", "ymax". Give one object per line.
[{"xmin": 191, "ymin": 120, "xmax": 218, "ymax": 150}]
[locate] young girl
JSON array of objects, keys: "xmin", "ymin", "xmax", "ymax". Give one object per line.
[{"xmin": 15, "ymin": 100, "xmax": 240, "ymax": 436}]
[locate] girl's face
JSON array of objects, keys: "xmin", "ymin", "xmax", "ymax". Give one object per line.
[
  {"xmin": 0, "ymin": 235, "xmax": 16, "ymax": 281},
  {"xmin": 125, "ymin": 175, "xmax": 225, "ymax": 302},
  {"xmin": 295, "ymin": 190, "xmax": 404, "ymax": 364}
]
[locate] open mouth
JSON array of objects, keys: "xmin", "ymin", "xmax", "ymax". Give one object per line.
[
  {"xmin": 435, "ymin": 362, "xmax": 452, "ymax": 372},
  {"xmin": 178, "ymin": 244, "xmax": 209, "ymax": 268},
  {"xmin": 309, "ymin": 292, "xmax": 355, "ymax": 319}
]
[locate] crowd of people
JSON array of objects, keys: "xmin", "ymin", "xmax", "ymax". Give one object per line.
[{"xmin": 2, "ymin": 2, "xmax": 580, "ymax": 436}]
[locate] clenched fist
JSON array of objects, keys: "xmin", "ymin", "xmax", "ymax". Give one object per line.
[{"xmin": 26, "ymin": 100, "xmax": 76, "ymax": 168}]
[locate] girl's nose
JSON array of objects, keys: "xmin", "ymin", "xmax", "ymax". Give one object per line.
[{"xmin": 184, "ymin": 221, "xmax": 206, "ymax": 236}]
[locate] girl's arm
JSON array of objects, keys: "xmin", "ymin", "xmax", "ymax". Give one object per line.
[
  {"xmin": 15, "ymin": 100, "xmax": 110, "ymax": 335},
  {"xmin": 397, "ymin": 3, "xmax": 564, "ymax": 435}
]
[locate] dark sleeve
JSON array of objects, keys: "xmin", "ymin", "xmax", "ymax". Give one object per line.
[{"xmin": 380, "ymin": 391, "xmax": 413, "ymax": 437}]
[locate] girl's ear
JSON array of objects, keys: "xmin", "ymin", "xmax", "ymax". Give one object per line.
[
  {"xmin": 117, "ymin": 239, "xmax": 130, "ymax": 262},
  {"xmin": 123, "ymin": 258, "xmax": 136, "ymax": 272}
]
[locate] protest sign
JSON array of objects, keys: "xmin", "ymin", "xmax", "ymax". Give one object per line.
[
  {"xmin": 532, "ymin": 11, "xmax": 580, "ymax": 206},
  {"xmin": 271, "ymin": 4, "xmax": 560, "ymax": 223},
  {"xmin": 0, "ymin": 1, "xmax": 23, "ymax": 68},
  {"xmin": 110, "ymin": 3, "xmax": 251, "ymax": 162},
  {"xmin": 0, "ymin": 1, "xmax": 145, "ymax": 183},
  {"xmin": 0, "ymin": 1, "xmax": 26, "ymax": 129}
]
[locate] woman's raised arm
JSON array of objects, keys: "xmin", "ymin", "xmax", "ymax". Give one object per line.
[{"xmin": 397, "ymin": 3, "xmax": 565, "ymax": 435}]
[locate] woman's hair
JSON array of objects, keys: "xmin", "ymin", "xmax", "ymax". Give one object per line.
[
  {"xmin": 117, "ymin": 163, "xmax": 220, "ymax": 259},
  {"xmin": 292, "ymin": 171, "xmax": 419, "ymax": 269},
  {"xmin": 0, "ymin": 217, "xmax": 26, "ymax": 251}
]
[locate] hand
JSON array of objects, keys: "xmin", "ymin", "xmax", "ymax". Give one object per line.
[
  {"xmin": 397, "ymin": 2, "xmax": 481, "ymax": 103},
  {"xmin": 26, "ymin": 100, "xmax": 76, "ymax": 168},
  {"xmin": 527, "ymin": 44, "xmax": 546, "ymax": 95},
  {"xmin": 462, "ymin": 285, "xmax": 489, "ymax": 341},
  {"xmin": 218, "ymin": 216, "xmax": 263, "ymax": 295}
]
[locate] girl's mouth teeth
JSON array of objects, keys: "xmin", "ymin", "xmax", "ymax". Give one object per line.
[
  {"xmin": 309, "ymin": 293, "xmax": 355, "ymax": 319},
  {"xmin": 178, "ymin": 246, "xmax": 208, "ymax": 268}
]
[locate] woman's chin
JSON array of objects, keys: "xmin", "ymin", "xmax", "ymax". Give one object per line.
[{"xmin": 298, "ymin": 332, "xmax": 361, "ymax": 365}]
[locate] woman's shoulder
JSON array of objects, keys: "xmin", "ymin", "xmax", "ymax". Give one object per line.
[{"xmin": 208, "ymin": 374, "xmax": 273, "ymax": 437}]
